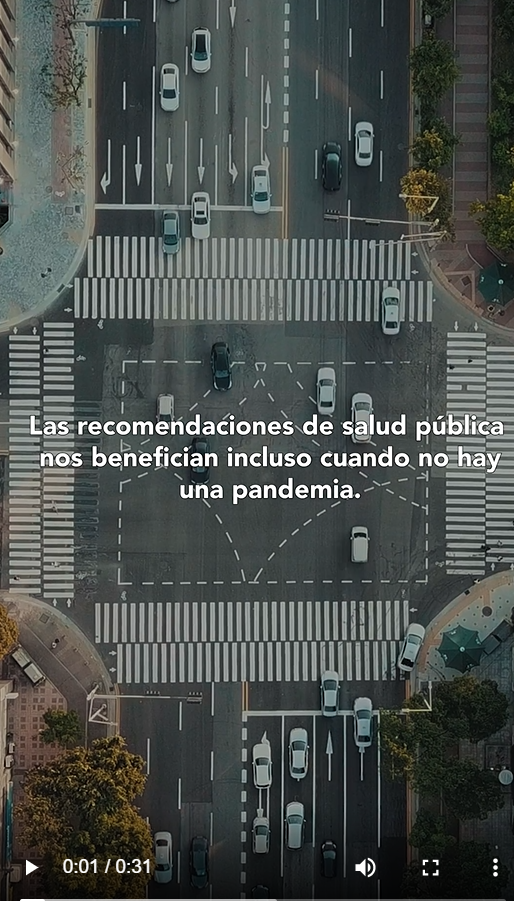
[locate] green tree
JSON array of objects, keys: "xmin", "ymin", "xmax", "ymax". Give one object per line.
[
  {"xmin": 442, "ymin": 759, "xmax": 504, "ymax": 820},
  {"xmin": 401, "ymin": 841, "xmax": 508, "ymax": 898},
  {"xmin": 410, "ymin": 35, "xmax": 460, "ymax": 101},
  {"xmin": 409, "ymin": 808, "xmax": 456, "ymax": 856},
  {"xmin": 400, "ymin": 169, "xmax": 453, "ymax": 235},
  {"xmin": 432, "ymin": 675, "xmax": 509, "ymax": 742},
  {"xmin": 470, "ymin": 181, "xmax": 514, "ymax": 251},
  {"xmin": 41, "ymin": 44, "xmax": 86, "ymax": 109},
  {"xmin": 0, "ymin": 605, "xmax": 19, "ymax": 659},
  {"xmin": 423, "ymin": 0, "xmax": 454, "ymax": 17},
  {"xmin": 17, "ymin": 735, "xmax": 153, "ymax": 898},
  {"xmin": 412, "ymin": 120, "xmax": 459, "ymax": 170},
  {"xmin": 40, "ymin": 709, "xmax": 82, "ymax": 748}
]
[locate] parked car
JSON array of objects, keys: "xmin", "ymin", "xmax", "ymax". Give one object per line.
[
  {"xmin": 154, "ymin": 831, "xmax": 172, "ymax": 883},
  {"xmin": 320, "ymin": 670, "xmax": 339, "ymax": 717},
  {"xmin": 285, "ymin": 801, "xmax": 305, "ymax": 849},
  {"xmin": 316, "ymin": 366, "xmax": 336, "ymax": 415},
  {"xmin": 252, "ymin": 737, "xmax": 272, "ymax": 789},
  {"xmin": 251, "ymin": 165, "xmax": 271, "ymax": 214},
  {"xmin": 397, "ymin": 623, "xmax": 425, "ymax": 672},
  {"xmin": 191, "ymin": 27, "xmax": 211, "ymax": 73},
  {"xmin": 288, "ymin": 727, "xmax": 309, "ymax": 780},
  {"xmin": 162, "ymin": 211, "xmax": 180, "ymax": 254},
  {"xmin": 353, "ymin": 697, "xmax": 373, "ymax": 749},
  {"xmin": 190, "ymin": 836, "xmax": 209, "ymax": 889},
  {"xmin": 354, "ymin": 121, "xmax": 374, "ymax": 166},
  {"xmin": 210, "ymin": 342, "xmax": 232, "ymax": 390},
  {"xmin": 381, "ymin": 286, "xmax": 401, "ymax": 335},
  {"xmin": 321, "ymin": 840, "xmax": 337, "ymax": 877},
  {"xmin": 160, "ymin": 63, "xmax": 179, "ymax": 112},
  {"xmin": 190, "ymin": 436, "xmax": 211, "ymax": 484}
]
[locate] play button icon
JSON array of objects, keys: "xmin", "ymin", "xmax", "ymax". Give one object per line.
[{"xmin": 25, "ymin": 861, "xmax": 39, "ymax": 875}]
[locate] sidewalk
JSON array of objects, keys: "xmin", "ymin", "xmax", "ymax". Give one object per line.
[
  {"xmin": 417, "ymin": 571, "xmax": 514, "ymax": 876},
  {"xmin": 419, "ymin": 0, "xmax": 514, "ymax": 328},
  {"xmin": 0, "ymin": 0, "xmax": 95, "ymax": 329},
  {"xmin": 0, "ymin": 592, "xmax": 115, "ymax": 894}
]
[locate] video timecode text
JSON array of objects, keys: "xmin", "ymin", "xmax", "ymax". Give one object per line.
[{"xmin": 62, "ymin": 858, "xmax": 151, "ymax": 874}]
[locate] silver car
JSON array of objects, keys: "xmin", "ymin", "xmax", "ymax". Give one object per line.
[
  {"xmin": 252, "ymin": 738, "xmax": 272, "ymax": 789},
  {"xmin": 381, "ymin": 286, "xmax": 401, "ymax": 336},
  {"xmin": 162, "ymin": 211, "xmax": 180, "ymax": 254},
  {"xmin": 285, "ymin": 801, "xmax": 305, "ymax": 850},
  {"xmin": 252, "ymin": 815, "xmax": 270, "ymax": 854},
  {"xmin": 288, "ymin": 727, "xmax": 309, "ymax": 780},
  {"xmin": 320, "ymin": 670, "xmax": 339, "ymax": 717},
  {"xmin": 191, "ymin": 27, "xmax": 211, "ymax": 73},
  {"xmin": 160, "ymin": 63, "xmax": 179, "ymax": 112},
  {"xmin": 355, "ymin": 121, "xmax": 374, "ymax": 167},
  {"xmin": 156, "ymin": 393, "xmax": 174, "ymax": 423},
  {"xmin": 398, "ymin": 623, "xmax": 426, "ymax": 672},
  {"xmin": 351, "ymin": 392, "xmax": 373, "ymax": 443},
  {"xmin": 353, "ymin": 697, "xmax": 373, "ymax": 749},
  {"xmin": 251, "ymin": 166, "xmax": 271, "ymax": 214},
  {"xmin": 191, "ymin": 192, "xmax": 211, "ymax": 239},
  {"xmin": 316, "ymin": 367, "xmax": 336, "ymax": 415},
  {"xmin": 154, "ymin": 831, "xmax": 173, "ymax": 883}
]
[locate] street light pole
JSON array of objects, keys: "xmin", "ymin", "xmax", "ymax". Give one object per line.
[
  {"xmin": 399, "ymin": 192, "xmax": 440, "ymax": 215},
  {"xmin": 324, "ymin": 211, "xmax": 434, "ymax": 228}
]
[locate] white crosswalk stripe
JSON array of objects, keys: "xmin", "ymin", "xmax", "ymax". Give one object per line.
[
  {"xmin": 75, "ymin": 237, "xmax": 433, "ymax": 323},
  {"xmin": 9, "ymin": 323, "xmax": 76, "ymax": 599},
  {"xmin": 446, "ymin": 333, "xmax": 514, "ymax": 574},
  {"xmin": 95, "ymin": 599, "xmax": 410, "ymax": 682}
]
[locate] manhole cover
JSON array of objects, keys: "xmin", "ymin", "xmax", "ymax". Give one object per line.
[
  {"xmin": 482, "ymin": 605, "xmax": 492, "ymax": 616},
  {"xmin": 39, "ymin": 613, "xmax": 49, "ymax": 623}
]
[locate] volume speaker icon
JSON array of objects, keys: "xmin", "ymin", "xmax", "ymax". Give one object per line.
[{"xmin": 355, "ymin": 857, "xmax": 376, "ymax": 877}]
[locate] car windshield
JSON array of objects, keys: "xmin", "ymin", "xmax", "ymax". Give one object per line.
[
  {"xmin": 324, "ymin": 679, "xmax": 337, "ymax": 691},
  {"xmin": 354, "ymin": 402, "xmax": 370, "ymax": 411},
  {"xmin": 156, "ymin": 862, "xmax": 170, "ymax": 871},
  {"xmin": 195, "ymin": 212, "xmax": 207, "ymax": 223},
  {"xmin": 193, "ymin": 853, "xmax": 205, "ymax": 872},
  {"xmin": 255, "ymin": 757, "xmax": 268, "ymax": 766},
  {"xmin": 291, "ymin": 741, "xmax": 304, "ymax": 751},
  {"xmin": 254, "ymin": 189, "xmax": 268, "ymax": 201},
  {"xmin": 163, "ymin": 88, "xmax": 175, "ymax": 98},
  {"xmin": 164, "ymin": 232, "xmax": 177, "ymax": 245},
  {"xmin": 357, "ymin": 710, "xmax": 370, "ymax": 720},
  {"xmin": 289, "ymin": 815, "xmax": 303, "ymax": 824},
  {"xmin": 402, "ymin": 656, "xmax": 414, "ymax": 666},
  {"xmin": 255, "ymin": 825, "xmax": 268, "ymax": 835}
]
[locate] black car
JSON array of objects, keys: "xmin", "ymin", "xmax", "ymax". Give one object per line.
[
  {"xmin": 210, "ymin": 341, "xmax": 232, "ymax": 390},
  {"xmin": 321, "ymin": 840, "xmax": 337, "ymax": 877},
  {"xmin": 190, "ymin": 835, "xmax": 209, "ymax": 889},
  {"xmin": 252, "ymin": 887, "xmax": 269, "ymax": 899},
  {"xmin": 321, "ymin": 142, "xmax": 342, "ymax": 191},
  {"xmin": 190, "ymin": 436, "xmax": 211, "ymax": 484}
]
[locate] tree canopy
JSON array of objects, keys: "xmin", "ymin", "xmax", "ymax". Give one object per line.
[
  {"xmin": 432, "ymin": 675, "xmax": 509, "ymax": 742},
  {"xmin": 412, "ymin": 120, "xmax": 459, "ymax": 170},
  {"xmin": 40, "ymin": 709, "xmax": 82, "ymax": 748},
  {"xmin": 0, "ymin": 605, "xmax": 19, "ymax": 659},
  {"xmin": 17, "ymin": 735, "xmax": 153, "ymax": 898},
  {"xmin": 470, "ymin": 182, "xmax": 514, "ymax": 251},
  {"xmin": 410, "ymin": 35, "xmax": 460, "ymax": 101}
]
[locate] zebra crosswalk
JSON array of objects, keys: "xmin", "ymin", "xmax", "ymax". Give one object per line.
[
  {"xmin": 445, "ymin": 333, "xmax": 514, "ymax": 574},
  {"xmin": 9, "ymin": 323, "xmax": 76, "ymax": 599},
  {"xmin": 95, "ymin": 599, "xmax": 410, "ymax": 683},
  {"xmin": 74, "ymin": 236, "xmax": 434, "ymax": 323}
]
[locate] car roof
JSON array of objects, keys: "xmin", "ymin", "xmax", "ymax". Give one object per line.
[
  {"xmin": 286, "ymin": 801, "xmax": 304, "ymax": 816},
  {"xmin": 253, "ymin": 741, "xmax": 270, "ymax": 758},
  {"xmin": 158, "ymin": 394, "xmax": 173, "ymax": 412}
]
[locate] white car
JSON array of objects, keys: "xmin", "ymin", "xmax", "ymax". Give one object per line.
[
  {"xmin": 355, "ymin": 121, "xmax": 374, "ymax": 167},
  {"xmin": 285, "ymin": 801, "xmax": 305, "ymax": 850},
  {"xmin": 288, "ymin": 727, "xmax": 309, "ymax": 780},
  {"xmin": 316, "ymin": 367, "xmax": 336, "ymax": 415},
  {"xmin": 157, "ymin": 393, "xmax": 174, "ymax": 423},
  {"xmin": 252, "ymin": 815, "xmax": 270, "ymax": 854},
  {"xmin": 252, "ymin": 738, "xmax": 272, "ymax": 789},
  {"xmin": 191, "ymin": 192, "xmax": 211, "ymax": 239},
  {"xmin": 397, "ymin": 623, "xmax": 426, "ymax": 672},
  {"xmin": 351, "ymin": 392, "xmax": 373, "ymax": 443},
  {"xmin": 154, "ymin": 831, "xmax": 173, "ymax": 883},
  {"xmin": 353, "ymin": 697, "xmax": 373, "ymax": 749},
  {"xmin": 191, "ymin": 27, "xmax": 211, "ymax": 73},
  {"xmin": 381, "ymin": 286, "xmax": 401, "ymax": 336},
  {"xmin": 251, "ymin": 166, "xmax": 271, "ymax": 214},
  {"xmin": 160, "ymin": 63, "xmax": 179, "ymax": 112},
  {"xmin": 320, "ymin": 670, "xmax": 339, "ymax": 717}
]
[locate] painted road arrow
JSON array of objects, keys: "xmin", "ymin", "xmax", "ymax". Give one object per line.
[
  {"xmin": 326, "ymin": 731, "xmax": 333, "ymax": 781},
  {"xmin": 100, "ymin": 139, "xmax": 111, "ymax": 194},
  {"xmin": 166, "ymin": 137, "xmax": 173, "ymax": 186},
  {"xmin": 135, "ymin": 136, "xmax": 142, "ymax": 185}
]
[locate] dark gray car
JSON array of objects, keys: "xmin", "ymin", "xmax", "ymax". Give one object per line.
[
  {"xmin": 321, "ymin": 142, "xmax": 342, "ymax": 191},
  {"xmin": 163, "ymin": 211, "xmax": 180, "ymax": 254}
]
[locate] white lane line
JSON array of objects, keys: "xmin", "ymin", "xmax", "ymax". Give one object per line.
[
  {"xmin": 348, "ymin": 27, "xmax": 352, "ymax": 58},
  {"xmin": 348, "ymin": 106, "xmax": 352, "ymax": 141},
  {"xmin": 379, "ymin": 150, "xmax": 383, "ymax": 183},
  {"xmin": 315, "ymin": 68, "xmax": 319, "ymax": 100},
  {"xmin": 380, "ymin": 70, "xmax": 384, "ymax": 100},
  {"xmin": 146, "ymin": 738, "xmax": 150, "ymax": 774}
]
